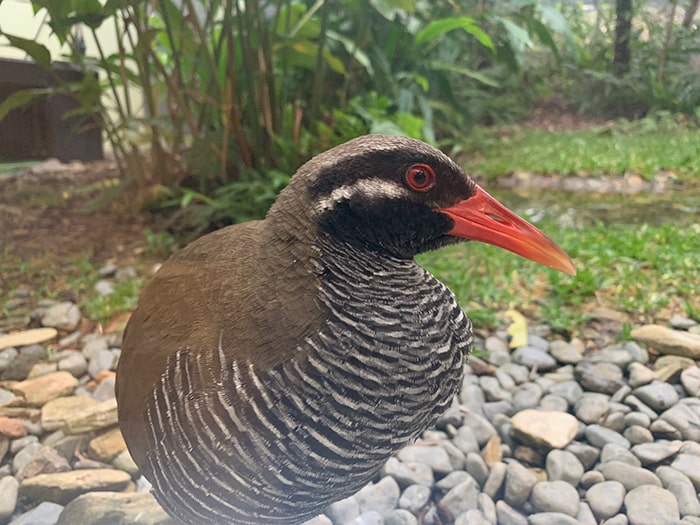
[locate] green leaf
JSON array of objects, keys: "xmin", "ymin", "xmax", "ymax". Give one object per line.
[
  {"xmin": 429, "ymin": 62, "xmax": 500, "ymax": 87},
  {"xmin": 327, "ymin": 30, "xmax": 374, "ymax": 76},
  {"xmin": 415, "ymin": 17, "xmax": 494, "ymax": 52},
  {"xmin": 496, "ymin": 17, "xmax": 533, "ymax": 61},
  {"xmin": 0, "ymin": 33, "xmax": 52, "ymax": 68},
  {"xmin": 0, "ymin": 88, "xmax": 51, "ymax": 121},
  {"xmin": 369, "ymin": 0, "xmax": 415, "ymax": 20}
]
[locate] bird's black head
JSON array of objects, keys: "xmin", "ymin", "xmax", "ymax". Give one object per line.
[
  {"xmin": 269, "ymin": 135, "xmax": 576, "ymax": 273},
  {"xmin": 292, "ymin": 135, "xmax": 476, "ymax": 258}
]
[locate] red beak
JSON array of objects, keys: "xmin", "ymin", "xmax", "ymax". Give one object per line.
[{"xmin": 439, "ymin": 185, "xmax": 576, "ymax": 275}]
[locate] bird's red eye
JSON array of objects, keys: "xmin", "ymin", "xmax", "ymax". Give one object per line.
[{"xmin": 405, "ymin": 164, "xmax": 436, "ymax": 192}]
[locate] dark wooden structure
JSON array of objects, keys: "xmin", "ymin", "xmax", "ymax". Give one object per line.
[{"xmin": 0, "ymin": 58, "xmax": 102, "ymax": 162}]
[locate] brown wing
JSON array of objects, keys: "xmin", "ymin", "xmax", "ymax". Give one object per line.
[{"xmin": 116, "ymin": 220, "xmax": 325, "ymax": 468}]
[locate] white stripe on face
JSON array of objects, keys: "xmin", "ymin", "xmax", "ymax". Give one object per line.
[{"xmin": 314, "ymin": 177, "xmax": 411, "ymax": 214}]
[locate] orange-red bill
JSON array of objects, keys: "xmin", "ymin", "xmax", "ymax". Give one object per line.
[{"xmin": 440, "ymin": 185, "xmax": 576, "ymax": 275}]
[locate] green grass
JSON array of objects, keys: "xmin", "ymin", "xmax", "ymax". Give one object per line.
[
  {"xmin": 461, "ymin": 120, "xmax": 700, "ymax": 184},
  {"xmin": 1, "ymin": 247, "xmax": 144, "ymax": 325},
  {"xmin": 419, "ymin": 221, "xmax": 700, "ymax": 334}
]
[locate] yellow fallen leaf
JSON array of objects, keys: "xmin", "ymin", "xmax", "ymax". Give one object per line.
[{"xmin": 505, "ymin": 309, "xmax": 528, "ymax": 349}]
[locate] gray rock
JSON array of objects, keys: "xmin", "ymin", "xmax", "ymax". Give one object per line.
[
  {"xmin": 631, "ymin": 440, "xmax": 683, "ymax": 465},
  {"xmin": 585, "ymin": 480, "xmax": 625, "ymax": 521},
  {"xmin": 548, "ymin": 381, "xmax": 583, "ymax": 407},
  {"xmin": 599, "ymin": 460, "xmax": 662, "ymax": 490},
  {"xmin": 382, "ymin": 457, "xmax": 433, "ymax": 488},
  {"xmin": 500, "ymin": 363, "xmax": 530, "ymax": 384},
  {"xmin": 453, "ymin": 426, "xmax": 479, "ymax": 455},
  {"xmin": 529, "ymin": 480, "xmax": 579, "ymax": 516},
  {"xmin": 81, "ymin": 336, "xmax": 110, "ymax": 359},
  {"xmin": 8, "ymin": 501, "xmax": 64, "ymax": 525},
  {"xmin": 624, "ymin": 425, "xmax": 654, "ymax": 445},
  {"xmin": 513, "ymin": 383, "xmax": 542, "ymax": 411},
  {"xmin": 580, "ymin": 470, "xmax": 605, "ymax": 489},
  {"xmin": 355, "ymin": 476, "xmax": 400, "ymax": 517},
  {"xmin": 602, "ymin": 411, "xmax": 627, "ymax": 433},
  {"xmin": 481, "ymin": 376, "xmax": 513, "ymax": 402},
  {"xmin": 462, "ymin": 412, "xmax": 498, "ymax": 446},
  {"xmin": 660, "ymin": 404, "xmax": 700, "ymax": 441},
  {"xmin": 56, "ymin": 492, "xmax": 175, "ymax": 525},
  {"xmin": 527, "ymin": 334, "xmax": 549, "ymax": 351},
  {"xmin": 625, "ymin": 485, "xmax": 680, "ymax": 525},
  {"xmin": 650, "ymin": 418, "xmax": 684, "ymax": 439},
  {"xmin": 483, "ymin": 461, "xmax": 506, "ymax": 499},
  {"xmin": 384, "ymin": 509, "xmax": 417, "ymax": 525},
  {"xmin": 634, "ymin": 382, "xmax": 680, "ymax": 413},
  {"xmin": 619, "ymin": 341, "xmax": 649, "ymax": 364},
  {"xmin": 495, "ymin": 369, "xmax": 516, "ymax": 391},
  {"xmin": 527, "ymin": 513, "xmax": 579, "ymax": 525},
  {"xmin": 12, "ymin": 443, "xmax": 71, "ymax": 481},
  {"xmin": 495, "ymin": 500, "xmax": 528, "ymax": 525},
  {"xmin": 590, "ymin": 346, "xmax": 634, "ymax": 368},
  {"xmin": 326, "ymin": 496, "xmax": 360, "ymax": 525},
  {"xmin": 0, "ymin": 476, "xmax": 19, "ymax": 520},
  {"xmin": 624, "ymin": 411, "xmax": 652, "ymax": 428},
  {"xmin": 575, "ymin": 392, "xmax": 611, "ymax": 424},
  {"xmin": 667, "ymin": 480, "xmax": 700, "ymax": 518},
  {"xmin": 600, "ymin": 443, "xmax": 641, "ymax": 466},
  {"xmin": 539, "ymin": 394, "xmax": 569, "ymax": 412},
  {"xmin": 349, "ymin": 511, "xmax": 383, "ymax": 525},
  {"xmin": 10, "ymin": 435, "xmax": 39, "ymax": 454},
  {"xmin": 398, "ymin": 484, "xmax": 430, "ymax": 513},
  {"xmin": 681, "ymin": 366, "xmax": 700, "ymax": 396},
  {"xmin": 626, "ymin": 395, "xmax": 660, "ymax": 421},
  {"xmin": 656, "ymin": 465, "xmax": 694, "ymax": 488},
  {"xmin": 87, "ymin": 349, "xmax": 115, "ymax": 379},
  {"xmin": 566, "ymin": 441, "xmax": 600, "ymax": 470},
  {"xmin": 603, "ymin": 515, "xmax": 629, "ymax": 525},
  {"xmin": 575, "ymin": 361, "xmax": 624, "ymax": 394},
  {"xmin": 485, "ymin": 336, "xmax": 509, "ymax": 353},
  {"xmin": 465, "ymin": 452, "xmax": 489, "ymax": 486},
  {"xmin": 439, "ymin": 478, "xmax": 478, "ymax": 517},
  {"xmin": 680, "ymin": 441, "xmax": 700, "ymax": 456},
  {"xmin": 56, "ymin": 352, "xmax": 87, "ymax": 377},
  {"xmin": 671, "ymin": 454, "xmax": 700, "ymax": 490},
  {"xmin": 477, "ymin": 493, "xmax": 496, "ymax": 524},
  {"xmin": 549, "ymin": 340, "xmax": 583, "ymax": 364},
  {"xmin": 454, "ymin": 509, "xmax": 490, "ymax": 525},
  {"xmin": 435, "ymin": 471, "xmax": 472, "ymax": 493},
  {"xmin": 576, "ymin": 502, "xmax": 598, "ymax": 525},
  {"xmin": 304, "ymin": 515, "xmax": 334, "ymax": 524},
  {"xmin": 512, "ymin": 346, "xmax": 557, "ymax": 371},
  {"xmin": 41, "ymin": 302, "xmax": 81, "ymax": 331},
  {"xmin": 504, "ymin": 461, "xmax": 537, "ymax": 507},
  {"xmin": 94, "ymin": 279, "xmax": 115, "ymax": 296},
  {"xmin": 585, "ymin": 425, "xmax": 631, "ymax": 449},
  {"xmin": 628, "ymin": 362, "xmax": 655, "ymax": 388},
  {"xmin": 92, "ymin": 375, "xmax": 116, "ymax": 402},
  {"xmin": 670, "ymin": 316, "xmax": 698, "ymax": 330},
  {"xmin": 397, "ymin": 445, "xmax": 452, "ymax": 475},
  {"xmin": 545, "ymin": 449, "xmax": 584, "ymax": 486},
  {"xmin": 483, "ymin": 400, "xmax": 513, "ymax": 421}
]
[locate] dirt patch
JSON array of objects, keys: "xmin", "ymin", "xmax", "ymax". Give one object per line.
[
  {"xmin": 523, "ymin": 99, "xmax": 610, "ymax": 132},
  {"xmin": 0, "ymin": 160, "xmax": 152, "ymax": 264}
]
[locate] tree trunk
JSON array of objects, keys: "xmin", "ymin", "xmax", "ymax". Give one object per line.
[
  {"xmin": 683, "ymin": 0, "xmax": 699, "ymax": 28},
  {"xmin": 613, "ymin": 0, "xmax": 633, "ymax": 76}
]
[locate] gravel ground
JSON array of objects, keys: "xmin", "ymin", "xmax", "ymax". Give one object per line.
[{"xmin": 1, "ymin": 264, "xmax": 700, "ymax": 525}]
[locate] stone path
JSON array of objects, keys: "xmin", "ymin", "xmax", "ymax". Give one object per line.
[{"xmin": 2, "ymin": 266, "xmax": 700, "ymax": 525}]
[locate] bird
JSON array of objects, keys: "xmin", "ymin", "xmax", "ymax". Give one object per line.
[{"xmin": 116, "ymin": 134, "xmax": 575, "ymax": 525}]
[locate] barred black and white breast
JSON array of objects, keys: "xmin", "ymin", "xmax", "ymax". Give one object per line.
[{"xmin": 116, "ymin": 135, "xmax": 574, "ymax": 525}]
